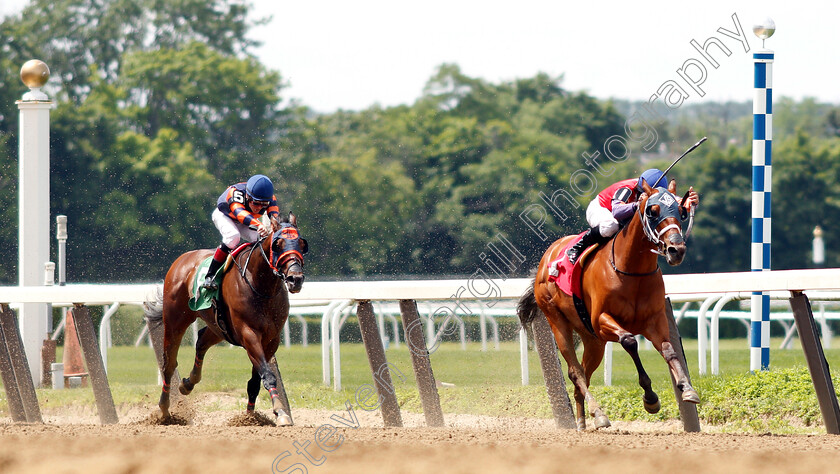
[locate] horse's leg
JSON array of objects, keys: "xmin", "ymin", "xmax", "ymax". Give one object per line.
[
  {"xmin": 159, "ymin": 311, "xmax": 191, "ymax": 418},
  {"xmin": 246, "ymin": 367, "xmax": 260, "ymax": 412},
  {"xmin": 179, "ymin": 326, "xmax": 222, "ymax": 395},
  {"xmin": 239, "ymin": 329, "xmax": 292, "ymax": 426},
  {"xmin": 544, "ymin": 307, "xmax": 607, "ymax": 430},
  {"xmin": 617, "ymin": 333, "xmax": 660, "ymax": 414},
  {"xmin": 652, "ymin": 339, "xmax": 700, "ymax": 404},
  {"xmin": 578, "ymin": 335, "xmax": 611, "ymax": 429},
  {"xmin": 644, "ymin": 321, "xmax": 700, "ymax": 404}
]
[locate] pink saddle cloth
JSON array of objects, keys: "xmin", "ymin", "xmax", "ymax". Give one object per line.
[{"xmin": 547, "ymin": 231, "xmax": 588, "ymax": 298}]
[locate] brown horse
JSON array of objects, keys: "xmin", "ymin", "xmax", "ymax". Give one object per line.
[
  {"xmin": 152, "ymin": 212, "xmax": 307, "ymax": 425},
  {"xmin": 518, "ymin": 179, "xmax": 699, "ymax": 430}
]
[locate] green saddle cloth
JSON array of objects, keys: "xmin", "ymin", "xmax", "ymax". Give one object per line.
[{"xmin": 188, "ymin": 257, "xmax": 222, "ymax": 311}]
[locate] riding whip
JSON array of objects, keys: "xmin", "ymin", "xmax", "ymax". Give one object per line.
[{"xmin": 654, "ymin": 136, "xmax": 708, "ymax": 186}]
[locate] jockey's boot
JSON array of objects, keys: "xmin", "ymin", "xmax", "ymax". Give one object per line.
[
  {"xmin": 202, "ymin": 245, "xmax": 230, "ymax": 291},
  {"xmin": 567, "ymin": 226, "xmax": 606, "ymax": 265}
]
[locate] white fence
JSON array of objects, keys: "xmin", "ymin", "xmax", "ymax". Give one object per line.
[{"xmin": 1, "ymin": 268, "xmax": 840, "ymax": 388}]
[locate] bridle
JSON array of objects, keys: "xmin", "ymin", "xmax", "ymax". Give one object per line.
[
  {"xmin": 232, "ymin": 226, "xmax": 305, "ymax": 299},
  {"xmin": 609, "ymin": 188, "xmax": 690, "ymax": 277},
  {"xmin": 639, "ymin": 189, "xmax": 690, "ymax": 256}
]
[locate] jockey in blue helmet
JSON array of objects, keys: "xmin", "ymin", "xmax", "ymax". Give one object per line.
[
  {"xmin": 565, "ymin": 168, "xmax": 699, "ymax": 264},
  {"xmin": 202, "ymin": 175, "xmax": 281, "ymax": 291}
]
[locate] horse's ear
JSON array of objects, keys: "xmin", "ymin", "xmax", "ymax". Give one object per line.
[
  {"xmin": 668, "ymin": 179, "xmax": 677, "ymax": 194},
  {"xmin": 289, "ymin": 211, "xmax": 297, "ymax": 227},
  {"xmin": 641, "ymin": 179, "xmax": 653, "ymax": 195},
  {"xmin": 270, "ymin": 214, "xmax": 280, "ymax": 231}
]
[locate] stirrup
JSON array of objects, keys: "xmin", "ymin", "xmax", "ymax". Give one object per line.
[
  {"xmin": 567, "ymin": 241, "xmax": 586, "ymax": 265},
  {"xmin": 201, "ymin": 276, "xmax": 218, "ymax": 291}
]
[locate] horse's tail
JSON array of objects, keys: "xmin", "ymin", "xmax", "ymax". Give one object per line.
[
  {"xmin": 143, "ymin": 284, "xmax": 164, "ymax": 323},
  {"xmin": 517, "ymin": 278, "xmax": 542, "ymax": 330}
]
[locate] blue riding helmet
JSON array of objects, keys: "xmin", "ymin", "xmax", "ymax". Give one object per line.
[
  {"xmin": 637, "ymin": 168, "xmax": 669, "ymax": 190},
  {"xmin": 245, "ymin": 174, "xmax": 274, "ymax": 201}
]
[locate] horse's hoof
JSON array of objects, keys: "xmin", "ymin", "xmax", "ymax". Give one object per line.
[
  {"xmin": 643, "ymin": 397, "xmax": 661, "ymax": 414},
  {"xmin": 576, "ymin": 418, "xmax": 586, "ymax": 431},
  {"xmin": 179, "ymin": 378, "xmax": 194, "ymax": 395},
  {"xmin": 682, "ymin": 389, "xmax": 700, "ymax": 404},
  {"xmin": 594, "ymin": 415, "xmax": 611, "ymax": 429},
  {"xmin": 277, "ymin": 413, "xmax": 293, "ymax": 427}
]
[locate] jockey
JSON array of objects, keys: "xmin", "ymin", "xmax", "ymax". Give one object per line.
[
  {"xmin": 565, "ymin": 168, "xmax": 699, "ymax": 264},
  {"xmin": 202, "ymin": 174, "xmax": 281, "ymax": 291}
]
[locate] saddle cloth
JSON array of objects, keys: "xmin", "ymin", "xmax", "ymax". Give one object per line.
[
  {"xmin": 187, "ymin": 243, "xmax": 250, "ymax": 311},
  {"xmin": 547, "ymin": 231, "xmax": 587, "ymax": 299}
]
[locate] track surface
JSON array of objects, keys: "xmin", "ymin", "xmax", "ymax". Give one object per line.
[{"xmin": 1, "ymin": 394, "xmax": 840, "ymax": 473}]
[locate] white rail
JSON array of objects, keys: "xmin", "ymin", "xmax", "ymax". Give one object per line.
[
  {"xmin": 3, "ymin": 268, "xmax": 840, "ymax": 304},
  {"xmin": 1, "ymin": 268, "xmax": 839, "ymax": 390}
]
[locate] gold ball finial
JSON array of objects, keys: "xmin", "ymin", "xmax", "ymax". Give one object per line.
[{"xmin": 20, "ymin": 59, "xmax": 50, "ymax": 88}]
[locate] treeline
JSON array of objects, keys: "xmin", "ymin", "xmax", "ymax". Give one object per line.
[{"xmin": 1, "ymin": 0, "xmax": 839, "ymax": 284}]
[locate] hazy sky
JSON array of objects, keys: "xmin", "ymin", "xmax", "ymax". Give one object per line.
[{"xmin": 3, "ymin": 0, "xmax": 839, "ymax": 112}]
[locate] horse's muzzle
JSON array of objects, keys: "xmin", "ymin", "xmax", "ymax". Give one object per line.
[
  {"xmin": 286, "ymin": 274, "xmax": 304, "ymax": 293},
  {"xmin": 665, "ymin": 234, "xmax": 686, "ymax": 266}
]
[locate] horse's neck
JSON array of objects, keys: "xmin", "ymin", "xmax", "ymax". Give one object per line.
[
  {"xmin": 243, "ymin": 241, "xmax": 284, "ymax": 293},
  {"xmin": 613, "ymin": 213, "xmax": 658, "ymax": 272}
]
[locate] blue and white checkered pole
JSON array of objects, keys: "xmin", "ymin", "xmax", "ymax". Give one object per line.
[{"xmin": 751, "ymin": 48, "xmax": 773, "ymax": 372}]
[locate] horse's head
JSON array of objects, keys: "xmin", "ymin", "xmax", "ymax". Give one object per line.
[
  {"xmin": 639, "ymin": 179, "xmax": 692, "ymax": 266},
  {"xmin": 269, "ymin": 212, "xmax": 308, "ymax": 293}
]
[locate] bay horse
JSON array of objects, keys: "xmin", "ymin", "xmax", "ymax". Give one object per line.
[
  {"xmin": 151, "ymin": 212, "xmax": 307, "ymax": 426},
  {"xmin": 518, "ymin": 179, "xmax": 699, "ymax": 430}
]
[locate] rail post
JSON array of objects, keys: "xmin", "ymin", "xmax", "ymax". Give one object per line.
[
  {"xmin": 400, "ymin": 299, "xmax": 444, "ymax": 427},
  {"xmin": 0, "ymin": 303, "xmax": 43, "ymax": 423},
  {"xmin": 70, "ymin": 304, "xmax": 118, "ymax": 424},
  {"xmin": 789, "ymin": 291, "xmax": 840, "ymax": 434},
  {"xmin": 356, "ymin": 300, "xmax": 402, "ymax": 427},
  {"xmin": 530, "ymin": 316, "xmax": 576, "ymax": 429}
]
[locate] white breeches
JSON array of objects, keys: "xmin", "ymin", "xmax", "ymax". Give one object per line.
[
  {"xmin": 585, "ymin": 200, "xmax": 620, "ymax": 237},
  {"xmin": 212, "ymin": 208, "xmax": 259, "ymax": 248}
]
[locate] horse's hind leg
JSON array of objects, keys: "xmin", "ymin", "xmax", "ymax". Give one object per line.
[
  {"xmin": 618, "ymin": 333, "xmax": 660, "ymax": 414},
  {"xmin": 579, "ymin": 335, "xmax": 611, "ymax": 429},
  {"xmin": 180, "ymin": 326, "xmax": 222, "ymax": 395},
  {"xmin": 544, "ymin": 309, "xmax": 609, "ymax": 430},
  {"xmin": 159, "ymin": 313, "xmax": 191, "ymax": 418}
]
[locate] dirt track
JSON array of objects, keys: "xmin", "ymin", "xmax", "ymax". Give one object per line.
[{"xmin": 2, "ymin": 394, "xmax": 840, "ymax": 473}]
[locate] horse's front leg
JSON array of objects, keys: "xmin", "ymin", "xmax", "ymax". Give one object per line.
[
  {"xmin": 241, "ymin": 331, "xmax": 292, "ymax": 426},
  {"xmin": 246, "ymin": 367, "xmax": 260, "ymax": 412},
  {"xmin": 658, "ymin": 340, "xmax": 700, "ymax": 404},
  {"xmin": 180, "ymin": 326, "xmax": 222, "ymax": 395},
  {"xmin": 617, "ymin": 333, "xmax": 660, "ymax": 414}
]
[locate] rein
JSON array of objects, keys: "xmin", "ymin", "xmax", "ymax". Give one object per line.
[
  {"xmin": 232, "ymin": 239, "xmax": 282, "ymax": 300},
  {"xmin": 609, "ymin": 236, "xmax": 661, "ymax": 277}
]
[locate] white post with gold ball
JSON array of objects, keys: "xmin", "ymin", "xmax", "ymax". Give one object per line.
[{"xmin": 16, "ymin": 59, "xmax": 53, "ymax": 385}]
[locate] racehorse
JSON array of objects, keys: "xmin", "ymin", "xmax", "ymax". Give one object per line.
[
  {"xmin": 150, "ymin": 212, "xmax": 307, "ymax": 426},
  {"xmin": 518, "ymin": 179, "xmax": 699, "ymax": 430}
]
